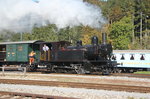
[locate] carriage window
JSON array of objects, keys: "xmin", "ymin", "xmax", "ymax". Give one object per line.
[
  {"xmin": 112, "ymin": 55, "xmax": 116, "ymax": 60},
  {"xmin": 18, "ymin": 46, "xmax": 23, "ymax": 51},
  {"xmin": 130, "ymin": 54, "xmax": 134, "ymax": 60},
  {"xmin": 140, "ymin": 54, "xmax": 145, "ymax": 60},
  {"xmin": 120, "ymin": 54, "xmax": 125, "ymax": 60}
]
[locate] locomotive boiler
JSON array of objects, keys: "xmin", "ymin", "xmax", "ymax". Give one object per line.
[{"xmin": 67, "ymin": 33, "xmax": 112, "ymax": 61}]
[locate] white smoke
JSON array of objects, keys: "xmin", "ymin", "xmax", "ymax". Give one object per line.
[{"xmin": 0, "ymin": 0, "xmax": 106, "ymax": 32}]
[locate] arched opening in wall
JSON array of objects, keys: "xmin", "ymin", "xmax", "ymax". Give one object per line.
[
  {"xmin": 140, "ymin": 54, "xmax": 145, "ymax": 60},
  {"xmin": 130, "ymin": 54, "xmax": 134, "ymax": 60},
  {"xmin": 120, "ymin": 54, "xmax": 125, "ymax": 60},
  {"xmin": 112, "ymin": 55, "xmax": 116, "ymax": 60}
]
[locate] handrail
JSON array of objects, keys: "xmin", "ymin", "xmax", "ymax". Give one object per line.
[
  {"xmin": 0, "ymin": 51, "xmax": 6, "ymax": 52},
  {"xmin": 0, "ymin": 66, "xmax": 26, "ymax": 76}
]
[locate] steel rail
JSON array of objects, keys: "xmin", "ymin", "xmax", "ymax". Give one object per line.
[
  {"xmin": 0, "ymin": 91, "xmax": 77, "ymax": 99},
  {"xmin": 0, "ymin": 79, "xmax": 150, "ymax": 93}
]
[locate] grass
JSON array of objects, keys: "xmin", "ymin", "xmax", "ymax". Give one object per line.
[
  {"xmin": 127, "ymin": 97, "xmax": 134, "ymax": 99},
  {"xmin": 134, "ymin": 71, "xmax": 150, "ymax": 74}
]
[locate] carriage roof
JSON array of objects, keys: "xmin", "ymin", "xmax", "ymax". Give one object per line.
[
  {"xmin": 0, "ymin": 40, "xmax": 44, "ymax": 45},
  {"xmin": 113, "ymin": 50, "xmax": 150, "ymax": 54}
]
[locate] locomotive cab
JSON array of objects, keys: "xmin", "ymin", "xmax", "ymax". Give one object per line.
[
  {"xmin": 39, "ymin": 41, "xmax": 71, "ymax": 62},
  {"xmin": 39, "ymin": 42, "xmax": 52, "ymax": 61}
]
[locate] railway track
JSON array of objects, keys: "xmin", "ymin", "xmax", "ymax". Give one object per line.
[
  {"xmin": 1, "ymin": 67, "xmax": 150, "ymax": 78},
  {"xmin": 0, "ymin": 79, "xmax": 150, "ymax": 93},
  {"xmin": 0, "ymin": 91, "xmax": 76, "ymax": 99},
  {"xmin": 23, "ymin": 70, "xmax": 150, "ymax": 78},
  {"xmin": 27, "ymin": 69, "xmax": 150, "ymax": 78},
  {"xmin": 36, "ymin": 73, "xmax": 150, "ymax": 79}
]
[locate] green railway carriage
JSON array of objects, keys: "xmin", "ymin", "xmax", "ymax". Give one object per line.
[
  {"xmin": 0, "ymin": 40, "xmax": 70, "ymax": 71},
  {"xmin": 0, "ymin": 40, "xmax": 43, "ymax": 64}
]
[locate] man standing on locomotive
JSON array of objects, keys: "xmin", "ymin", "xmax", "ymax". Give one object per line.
[
  {"xmin": 43, "ymin": 44, "xmax": 49, "ymax": 52},
  {"xmin": 43, "ymin": 44, "xmax": 49, "ymax": 61}
]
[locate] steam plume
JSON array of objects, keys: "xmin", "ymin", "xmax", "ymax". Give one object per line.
[{"xmin": 0, "ymin": 0, "xmax": 106, "ymax": 32}]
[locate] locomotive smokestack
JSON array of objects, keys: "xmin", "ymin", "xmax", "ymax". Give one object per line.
[
  {"xmin": 76, "ymin": 40, "xmax": 82, "ymax": 46},
  {"xmin": 91, "ymin": 36, "xmax": 98, "ymax": 45},
  {"xmin": 102, "ymin": 33, "xmax": 107, "ymax": 44}
]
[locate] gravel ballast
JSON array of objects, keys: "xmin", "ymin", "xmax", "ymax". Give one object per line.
[
  {"xmin": 0, "ymin": 84, "xmax": 150, "ymax": 99},
  {"xmin": 0, "ymin": 72, "xmax": 150, "ymax": 99},
  {"xmin": 0, "ymin": 73, "xmax": 150, "ymax": 87}
]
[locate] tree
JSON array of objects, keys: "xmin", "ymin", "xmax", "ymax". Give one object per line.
[
  {"xmin": 80, "ymin": 26, "xmax": 101, "ymax": 45},
  {"xmin": 109, "ymin": 16, "xmax": 133, "ymax": 49},
  {"xmin": 11, "ymin": 33, "xmax": 21, "ymax": 41},
  {"xmin": 21, "ymin": 25, "xmax": 83, "ymax": 45},
  {"xmin": 102, "ymin": 0, "xmax": 134, "ymax": 23},
  {"xmin": 0, "ymin": 30, "xmax": 18, "ymax": 42},
  {"xmin": 134, "ymin": 0, "xmax": 150, "ymax": 47},
  {"xmin": 0, "ymin": 34, "xmax": 4, "ymax": 42},
  {"xmin": 57, "ymin": 26, "xmax": 83, "ymax": 45},
  {"xmin": 31, "ymin": 24, "xmax": 58, "ymax": 42},
  {"xmin": 23, "ymin": 33, "xmax": 33, "ymax": 41}
]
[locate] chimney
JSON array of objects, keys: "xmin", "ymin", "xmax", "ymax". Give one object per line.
[{"xmin": 102, "ymin": 33, "xmax": 107, "ymax": 44}]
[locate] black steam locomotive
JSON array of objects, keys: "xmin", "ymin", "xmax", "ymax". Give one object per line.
[
  {"xmin": 0, "ymin": 33, "xmax": 117, "ymax": 74},
  {"xmin": 40, "ymin": 33, "xmax": 117, "ymax": 74}
]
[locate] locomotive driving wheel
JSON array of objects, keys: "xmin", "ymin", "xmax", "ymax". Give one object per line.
[
  {"xmin": 76, "ymin": 66, "xmax": 86, "ymax": 74},
  {"xmin": 74, "ymin": 62, "xmax": 92, "ymax": 74},
  {"xmin": 83, "ymin": 61, "xmax": 92, "ymax": 74},
  {"xmin": 25, "ymin": 64, "xmax": 37, "ymax": 72},
  {"xmin": 73, "ymin": 64, "xmax": 86, "ymax": 74}
]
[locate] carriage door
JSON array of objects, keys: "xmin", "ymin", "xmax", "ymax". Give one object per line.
[
  {"xmin": 17, "ymin": 44, "xmax": 28, "ymax": 62},
  {"xmin": 6, "ymin": 44, "xmax": 17, "ymax": 61},
  {"xmin": 0, "ymin": 45, "xmax": 6, "ymax": 62}
]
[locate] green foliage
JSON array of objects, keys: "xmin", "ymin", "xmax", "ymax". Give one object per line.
[
  {"xmin": 10, "ymin": 33, "xmax": 21, "ymax": 41},
  {"xmin": 0, "ymin": 34, "xmax": 5, "ymax": 42},
  {"xmin": 101, "ymin": 0, "xmax": 134, "ymax": 22},
  {"xmin": 31, "ymin": 24, "xmax": 58, "ymax": 42},
  {"xmin": 127, "ymin": 97, "xmax": 135, "ymax": 99},
  {"xmin": 110, "ymin": 16, "xmax": 133, "ymax": 49},
  {"xmin": 22, "ymin": 25, "xmax": 83, "ymax": 45},
  {"xmin": 0, "ymin": 30, "xmax": 19, "ymax": 42},
  {"xmin": 134, "ymin": 71, "xmax": 150, "ymax": 74},
  {"xmin": 101, "ymin": 0, "xmax": 149, "ymax": 49},
  {"xmin": 57, "ymin": 26, "xmax": 82, "ymax": 45},
  {"xmin": 80, "ymin": 26, "xmax": 101, "ymax": 45},
  {"xmin": 132, "ymin": 0, "xmax": 150, "ymax": 49},
  {"xmin": 23, "ymin": 33, "xmax": 33, "ymax": 41}
]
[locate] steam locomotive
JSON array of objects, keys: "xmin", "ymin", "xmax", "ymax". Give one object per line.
[{"xmin": 0, "ymin": 33, "xmax": 117, "ymax": 74}]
